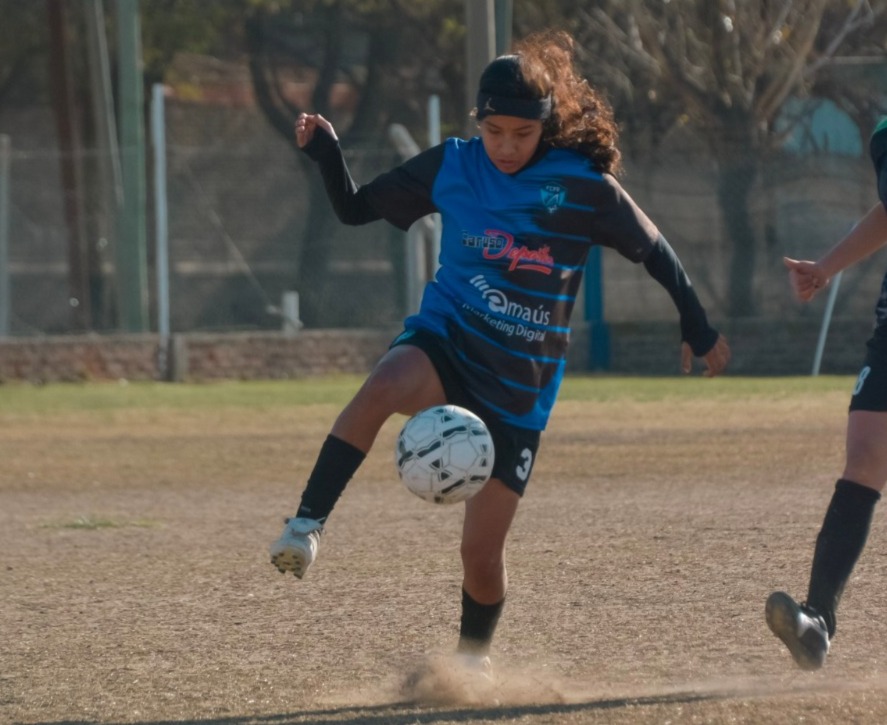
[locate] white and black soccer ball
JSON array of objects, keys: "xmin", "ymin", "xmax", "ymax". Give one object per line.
[{"xmin": 395, "ymin": 404, "xmax": 495, "ymax": 504}]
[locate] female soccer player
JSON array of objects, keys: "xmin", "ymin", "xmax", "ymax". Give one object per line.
[
  {"xmin": 766, "ymin": 116, "xmax": 887, "ymax": 670},
  {"xmin": 271, "ymin": 30, "xmax": 730, "ymax": 670}
]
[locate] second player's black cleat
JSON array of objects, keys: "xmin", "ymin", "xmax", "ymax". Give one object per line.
[{"xmin": 765, "ymin": 591, "xmax": 830, "ymax": 671}]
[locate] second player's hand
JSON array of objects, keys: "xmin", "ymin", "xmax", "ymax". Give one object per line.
[
  {"xmin": 784, "ymin": 256, "xmax": 828, "ymax": 302},
  {"xmin": 295, "ymin": 113, "xmax": 338, "ymax": 148}
]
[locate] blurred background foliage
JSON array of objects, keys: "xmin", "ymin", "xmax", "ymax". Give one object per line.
[{"xmin": 0, "ymin": 1, "xmax": 885, "ymax": 334}]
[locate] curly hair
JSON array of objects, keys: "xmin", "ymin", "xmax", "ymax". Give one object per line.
[{"xmin": 513, "ymin": 30, "xmax": 622, "ymax": 175}]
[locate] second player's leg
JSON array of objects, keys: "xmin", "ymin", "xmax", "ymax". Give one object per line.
[
  {"xmin": 808, "ymin": 408, "xmax": 887, "ymax": 628},
  {"xmin": 842, "ymin": 410, "xmax": 887, "ymax": 492}
]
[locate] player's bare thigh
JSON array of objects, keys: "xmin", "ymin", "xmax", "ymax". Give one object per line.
[
  {"xmin": 331, "ymin": 345, "xmax": 446, "ymax": 449},
  {"xmin": 843, "ymin": 410, "xmax": 887, "ymax": 492}
]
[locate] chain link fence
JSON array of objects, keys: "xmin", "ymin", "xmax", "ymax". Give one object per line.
[{"xmin": 1, "ymin": 95, "xmax": 885, "ymax": 339}]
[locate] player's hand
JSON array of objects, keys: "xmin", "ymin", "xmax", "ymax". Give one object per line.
[
  {"xmin": 784, "ymin": 256, "xmax": 828, "ymax": 302},
  {"xmin": 295, "ymin": 113, "xmax": 338, "ymax": 148},
  {"xmin": 681, "ymin": 334, "xmax": 730, "ymax": 377}
]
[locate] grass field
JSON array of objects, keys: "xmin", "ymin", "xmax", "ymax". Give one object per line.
[{"xmin": 4, "ymin": 375, "xmax": 887, "ymax": 724}]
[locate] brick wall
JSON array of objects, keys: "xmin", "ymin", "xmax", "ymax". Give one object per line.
[
  {"xmin": 0, "ymin": 318, "xmax": 873, "ymax": 384},
  {"xmin": 179, "ymin": 329, "xmax": 400, "ymax": 380},
  {"xmin": 0, "ymin": 335, "xmax": 161, "ymax": 382}
]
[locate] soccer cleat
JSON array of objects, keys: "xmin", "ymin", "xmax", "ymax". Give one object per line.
[
  {"xmin": 270, "ymin": 517, "xmax": 323, "ymax": 579},
  {"xmin": 401, "ymin": 651, "xmax": 496, "ymax": 705},
  {"xmin": 765, "ymin": 591, "xmax": 830, "ymax": 670}
]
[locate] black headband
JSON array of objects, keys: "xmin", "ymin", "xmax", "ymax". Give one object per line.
[
  {"xmin": 475, "ymin": 54, "xmax": 552, "ymax": 121},
  {"xmin": 475, "ymin": 91, "xmax": 552, "ymax": 121}
]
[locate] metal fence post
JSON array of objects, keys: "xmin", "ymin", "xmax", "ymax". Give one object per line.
[
  {"xmin": 152, "ymin": 83, "xmax": 171, "ymax": 378},
  {"xmin": 0, "ymin": 134, "xmax": 10, "ymax": 337},
  {"xmin": 281, "ymin": 291, "xmax": 303, "ymax": 336},
  {"xmin": 812, "ymin": 270, "xmax": 843, "ymax": 376}
]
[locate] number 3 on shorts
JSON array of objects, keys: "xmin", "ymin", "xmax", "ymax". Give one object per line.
[
  {"xmin": 516, "ymin": 448, "xmax": 533, "ymax": 482},
  {"xmin": 853, "ymin": 365, "xmax": 872, "ymax": 396}
]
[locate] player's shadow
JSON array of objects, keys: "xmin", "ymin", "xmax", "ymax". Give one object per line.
[{"xmin": 30, "ymin": 687, "xmax": 750, "ymax": 725}]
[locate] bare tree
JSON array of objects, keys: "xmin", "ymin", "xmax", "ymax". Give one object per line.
[
  {"xmin": 0, "ymin": 2, "xmax": 45, "ymax": 107},
  {"xmin": 572, "ymin": 0, "xmax": 887, "ymax": 316},
  {"xmin": 244, "ymin": 0, "xmax": 462, "ymax": 325}
]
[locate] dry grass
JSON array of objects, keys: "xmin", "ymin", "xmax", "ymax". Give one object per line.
[{"xmin": 3, "ymin": 375, "xmax": 887, "ymax": 724}]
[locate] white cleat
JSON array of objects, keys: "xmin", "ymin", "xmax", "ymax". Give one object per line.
[
  {"xmin": 452, "ymin": 652, "xmax": 494, "ymax": 683},
  {"xmin": 270, "ymin": 517, "xmax": 323, "ymax": 579},
  {"xmin": 401, "ymin": 651, "xmax": 496, "ymax": 705}
]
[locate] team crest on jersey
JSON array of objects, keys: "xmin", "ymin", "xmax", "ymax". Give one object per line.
[{"xmin": 541, "ymin": 182, "xmax": 566, "ymax": 213}]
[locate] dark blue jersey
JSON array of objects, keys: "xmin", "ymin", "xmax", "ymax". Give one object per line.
[
  {"xmin": 870, "ymin": 119, "xmax": 887, "ymax": 337},
  {"xmin": 304, "ymin": 131, "xmax": 718, "ymax": 429},
  {"xmin": 873, "ymin": 118, "xmax": 887, "ymax": 212}
]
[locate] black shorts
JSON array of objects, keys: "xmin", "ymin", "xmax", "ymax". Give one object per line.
[
  {"xmin": 849, "ymin": 333, "xmax": 887, "ymax": 412},
  {"xmin": 390, "ymin": 328, "xmax": 541, "ymax": 496}
]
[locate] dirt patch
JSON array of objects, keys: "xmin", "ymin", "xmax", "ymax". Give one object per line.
[{"xmin": 4, "ymin": 384, "xmax": 887, "ymax": 724}]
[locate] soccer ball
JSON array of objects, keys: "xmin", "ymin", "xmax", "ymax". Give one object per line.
[{"xmin": 395, "ymin": 404, "xmax": 495, "ymax": 504}]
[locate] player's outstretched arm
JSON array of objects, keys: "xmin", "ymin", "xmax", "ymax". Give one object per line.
[
  {"xmin": 294, "ymin": 113, "xmax": 385, "ymax": 226},
  {"xmin": 681, "ymin": 334, "xmax": 730, "ymax": 377},
  {"xmin": 785, "ymin": 203, "xmax": 887, "ymax": 303}
]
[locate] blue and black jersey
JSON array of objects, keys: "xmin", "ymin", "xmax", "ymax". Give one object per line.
[{"xmin": 304, "ymin": 130, "xmax": 718, "ymax": 430}]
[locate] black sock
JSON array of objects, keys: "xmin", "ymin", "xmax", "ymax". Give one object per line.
[
  {"xmin": 295, "ymin": 435, "xmax": 366, "ymax": 523},
  {"xmin": 457, "ymin": 588, "xmax": 505, "ymax": 655},
  {"xmin": 806, "ymin": 478, "xmax": 880, "ymax": 638}
]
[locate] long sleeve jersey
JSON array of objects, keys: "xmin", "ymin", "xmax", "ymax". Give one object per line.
[
  {"xmin": 873, "ymin": 117, "xmax": 887, "ymax": 212},
  {"xmin": 303, "ymin": 130, "xmax": 718, "ymax": 429}
]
